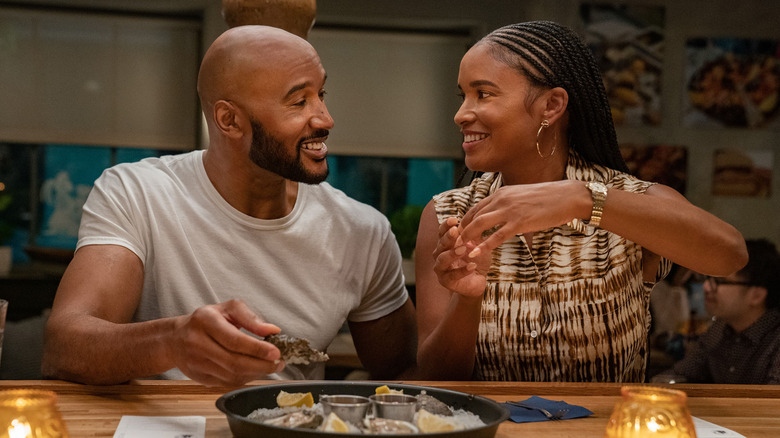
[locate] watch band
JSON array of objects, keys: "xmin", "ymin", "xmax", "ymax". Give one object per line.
[{"xmin": 586, "ymin": 181, "xmax": 607, "ymax": 228}]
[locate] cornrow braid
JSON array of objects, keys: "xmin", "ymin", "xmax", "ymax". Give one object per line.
[{"xmin": 480, "ymin": 21, "xmax": 629, "ymax": 173}]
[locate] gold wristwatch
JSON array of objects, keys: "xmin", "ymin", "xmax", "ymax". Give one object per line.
[{"xmin": 585, "ymin": 181, "xmax": 608, "ymax": 228}]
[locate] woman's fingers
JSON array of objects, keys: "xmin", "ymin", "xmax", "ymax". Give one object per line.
[
  {"xmin": 433, "ymin": 217, "xmax": 462, "ymax": 258},
  {"xmin": 438, "ymin": 216, "xmax": 459, "ymax": 237}
]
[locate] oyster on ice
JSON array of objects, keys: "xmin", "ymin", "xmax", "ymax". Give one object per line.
[
  {"xmin": 265, "ymin": 333, "xmax": 329, "ymax": 365},
  {"xmin": 417, "ymin": 392, "xmax": 453, "ymax": 417},
  {"xmin": 364, "ymin": 417, "xmax": 419, "ymax": 434},
  {"xmin": 263, "ymin": 410, "xmax": 323, "ymax": 429}
]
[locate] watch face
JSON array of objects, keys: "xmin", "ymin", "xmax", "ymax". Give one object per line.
[{"xmin": 589, "ymin": 181, "xmax": 607, "ymax": 194}]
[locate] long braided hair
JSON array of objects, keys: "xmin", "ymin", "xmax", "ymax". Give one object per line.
[{"xmin": 476, "ymin": 21, "xmax": 629, "ymax": 173}]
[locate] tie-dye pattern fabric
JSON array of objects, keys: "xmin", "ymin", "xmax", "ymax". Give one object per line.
[{"xmin": 433, "ymin": 151, "xmax": 670, "ymax": 382}]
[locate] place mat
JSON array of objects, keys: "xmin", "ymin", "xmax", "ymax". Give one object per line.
[
  {"xmin": 693, "ymin": 417, "xmax": 746, "ymax": 438},
  {"xmin": 503, "ymin": 395, "xmax": 593, "ymax": 423},
  {"xmin": 113, "ymin": 415, "xmax": 205, "ymax": 438}
]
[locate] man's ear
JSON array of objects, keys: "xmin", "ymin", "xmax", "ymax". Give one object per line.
[
  {"xmin": 542, "ymin": 87, "xmax": 568, "ymax": 125},
  {"xmin": 213, "ymin": 100, "xmax": 245, "ymax": 139},
  {"xmin": 748, "ymin": 286, "xmax": 768, "ymax": 307}
]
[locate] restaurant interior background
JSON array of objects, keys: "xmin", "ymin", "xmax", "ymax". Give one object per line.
[{"xmin": 1, "ymin": 0, "xmax": 778, "ymax": 379}]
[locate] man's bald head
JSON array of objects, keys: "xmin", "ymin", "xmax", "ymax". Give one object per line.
[{"xmin": 197, "ymin": 25, "xmax": 319, "ymax": 115}]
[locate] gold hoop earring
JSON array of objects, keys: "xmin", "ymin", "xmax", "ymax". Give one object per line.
[{"xmin": 536, "ymin": 119, "xmax": 555, "ymax": 159}]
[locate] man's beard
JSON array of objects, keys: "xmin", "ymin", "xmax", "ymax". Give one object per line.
[{"xmin": 248, "ymin": 119, "xmax": 329, "ymax": 184}]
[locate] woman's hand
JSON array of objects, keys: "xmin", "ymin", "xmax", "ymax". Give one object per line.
[
  {"xmin": 458, "ymin": 180, "xmax": 587, "ymax": 258},
  {"xmin": 432, "ymin": 217, "xmax": 491, "ymax": 297}
]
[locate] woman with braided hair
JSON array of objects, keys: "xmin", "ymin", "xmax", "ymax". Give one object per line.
[{"xmin": 415, "ymin": 21, "xmax": 748, "ymax": 382}]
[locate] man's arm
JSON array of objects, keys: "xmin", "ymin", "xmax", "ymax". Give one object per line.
[
  {"xmin": 348, "ymin": 298, "xmax": 417, "ymax": 379},
  {"xmin": 42, "ymin": 244, "xmax": 283, "ymax": 386}
]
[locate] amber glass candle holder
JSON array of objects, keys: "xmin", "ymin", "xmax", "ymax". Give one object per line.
[
  {"xmin": 604, "ymin": 386, "xmax": 696, "ymax": 438},
  {"xmin": 0, "ymin": 390, "xmax": 69, "ymax": 438}
]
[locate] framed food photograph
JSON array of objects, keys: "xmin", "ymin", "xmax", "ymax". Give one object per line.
[
  {"xmin": 712, "ymin": 148, "xmax": 773, "ymax": 197},
  {"xmin": 619, "ymin": 144, "xmax": 688, "ymax": 194},
  {"xmin": 580, "ymin": 3, "xmax": 665, "ymax": 126},
  {"xmin": 685, "ymin": 37, "xmax": 780, "ymax": 129}
]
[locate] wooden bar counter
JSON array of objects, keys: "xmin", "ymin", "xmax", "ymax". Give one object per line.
[{"xmin": 2, "ymin": 380, "xmax": 779, "ymax": 437}]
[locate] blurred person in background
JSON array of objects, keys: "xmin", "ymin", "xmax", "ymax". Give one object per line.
[
  {"xmin": 650, "ymin": 264, "xmax": 693, "ymax": 345},
  {"xmin": 652, "ymin": 239, "xmax": 780, "ymax": 384}
]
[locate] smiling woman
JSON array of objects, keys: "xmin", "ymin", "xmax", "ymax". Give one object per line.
[{"xmin": 414, "ymin": 20, "xmax": 748, "ymax": 384}]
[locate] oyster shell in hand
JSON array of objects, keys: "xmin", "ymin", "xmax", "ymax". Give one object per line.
[{"xmin": 265, "ymin": 333, "xmax": 329, "ymax": 365}]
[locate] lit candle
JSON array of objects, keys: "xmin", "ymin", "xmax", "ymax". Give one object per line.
[
  {"xmin": 0, "ymin": 390, "xmax": 69, "ymax": 438},
  {"xmin": 604, "ymin": 386, "xmax": 696, "ymax": 437},
  {"xmin": 8, "ymin": 418, "xmax": 33, "ymax": 438}
]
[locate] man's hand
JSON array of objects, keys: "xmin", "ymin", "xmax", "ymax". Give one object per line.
[{"xmin": 168, "ymin": 299, "xmax": 284, "ymax": 386}]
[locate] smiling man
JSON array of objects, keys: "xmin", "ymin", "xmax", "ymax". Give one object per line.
[
  {"xmin": 42, "ymin": 26, "xmax": 416, "ymax": 386},
  {"xmin": 652, "ymin": 239, "xmax": 780, "ymax": 384}
]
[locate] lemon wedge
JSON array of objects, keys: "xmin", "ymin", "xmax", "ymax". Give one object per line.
[
  {"xmin": 375, "ymin": 385, "xmax": 404, "ymax": 394},
  {"xmin": 322, "ymin": 412, "xmax": 351, "ymax": 433},
  {"xmin": 276, "ymin": 390, "xmax": 314, "ymax": 408},
  {"xmin": 417, "ymin": 409, "xmax": 457, "ymax": 433}
]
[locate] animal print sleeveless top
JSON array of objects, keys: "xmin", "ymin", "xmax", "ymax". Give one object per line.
[{"xmin": 433, "ymin": 150, "xmax": 671, "ymax": 382}]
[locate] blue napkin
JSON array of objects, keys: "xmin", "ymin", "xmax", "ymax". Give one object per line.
[{"xmin": 503, "ymin": 395, "xmax": 593, "ymax": 423}]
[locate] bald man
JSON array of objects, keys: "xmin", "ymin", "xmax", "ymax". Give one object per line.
[{"xmin": 41, "ymin": 26, "xmax": 417, "ymax": 386}]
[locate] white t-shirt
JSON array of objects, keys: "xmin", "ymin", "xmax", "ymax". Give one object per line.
[{"xmin": 78, "ymin": 150, "xmax": 409, "ymax": 379}]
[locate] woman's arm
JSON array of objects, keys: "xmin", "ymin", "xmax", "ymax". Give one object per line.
[
  {"xmin": 598, "ymin": 183, "xmax": 747, "ymax": 275},
  {"xmin": 458, "ymin": 180, "xmax": 747, "ymax": 276},
  {"xmin": 414, "ymin": 201, "xmax": 488, "ymax": 380}
]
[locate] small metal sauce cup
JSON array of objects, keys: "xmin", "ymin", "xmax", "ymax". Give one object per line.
[
  {"xmin": 319, "ymin": 394, "xmax": 370, "ymax": 425},
  {"xmin": 369, "ymin": 393, "xmax": 418, "ymax": 422}
]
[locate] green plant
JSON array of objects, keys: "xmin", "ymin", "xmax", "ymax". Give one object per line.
[{"xmin": 389, "ymin": 204, "xmax": 425, "ymax": 259}]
